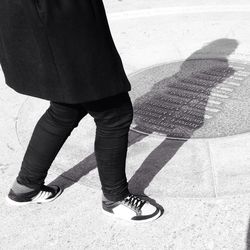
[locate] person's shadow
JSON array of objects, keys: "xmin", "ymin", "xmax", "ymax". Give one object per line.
[{"xmin": 49, "ymin": 38, "xmax": 238, "ymax": 205}]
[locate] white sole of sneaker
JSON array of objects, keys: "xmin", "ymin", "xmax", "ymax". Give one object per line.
[
  {"xmin": 102, "ymin": 208, "xmax": 162, "ymax": 223},
  {"xmin": 5, "ymin": 188, "xmax": 63, "ymax": 206}
]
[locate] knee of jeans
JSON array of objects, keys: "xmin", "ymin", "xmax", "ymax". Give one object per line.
[
  {"xmin": 45, "ymin": 103, "xmax": 83, "ymax": 128},
  {"xmin": 96, "ymin": 110, "xmax": 133, "ymax": 135}
]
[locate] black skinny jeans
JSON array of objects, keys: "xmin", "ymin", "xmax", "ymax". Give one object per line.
[{"xmin": 16, "ymin": 92, "xmax": 133, "ymax": 202}]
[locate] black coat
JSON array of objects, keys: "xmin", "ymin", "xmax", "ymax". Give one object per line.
[{"xmin": 0, "ymin": 0, "xmax": 131, "ymax": 103}]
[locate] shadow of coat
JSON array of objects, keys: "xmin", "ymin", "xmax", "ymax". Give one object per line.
[{"xmin": 128, "ymin": 38, "xmax": 238, "ymax": 193}]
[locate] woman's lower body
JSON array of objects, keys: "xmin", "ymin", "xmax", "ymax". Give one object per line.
[
  {"xmin": 8, "ymin": 91, "xmax": 162, "ymax": 221},
  {"xmin": 3, "ymin": 0, "xmax": 162, "ymax": 221},
  {"xmin": 15, "ymin": 92, "xmax": 133, "ymax": 202}
]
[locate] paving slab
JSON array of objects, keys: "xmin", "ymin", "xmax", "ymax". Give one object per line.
[{"xmin": 1, "ymin": 0, "xmax": 250, "ymax": 249}]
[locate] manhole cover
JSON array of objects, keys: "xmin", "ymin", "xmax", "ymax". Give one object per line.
[{"xmin": 130, "ymin": 58, "xmax": 250, "ymax": 139}]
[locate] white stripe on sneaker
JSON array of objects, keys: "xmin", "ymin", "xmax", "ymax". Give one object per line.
[
  {"xmin": 32, "ymin": 191, "xmax": 51, "ymax": 202},
  {"xmin": 32, "ymin": 191, "xmax": 43, "ymax": 201}
]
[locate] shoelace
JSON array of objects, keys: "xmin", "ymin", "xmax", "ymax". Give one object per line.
[{"xmin": 123, "ymin": 194, "xmax": 147, "ymax": 212}]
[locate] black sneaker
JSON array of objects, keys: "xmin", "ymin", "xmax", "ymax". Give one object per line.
[
  {"xmin": 6, "ymin": 185, "xmax": 63, "ymax": 206},
  {"xmin": 102, "ymin": 193, "xmax": 162, "ymax": 222}
]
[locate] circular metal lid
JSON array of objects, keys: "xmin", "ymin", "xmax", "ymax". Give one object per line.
[{"xmin": 130, "ymin": 58, "xmax": 250, "ymax": 139}]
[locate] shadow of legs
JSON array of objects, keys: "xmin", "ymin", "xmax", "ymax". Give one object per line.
[
  {"xmin": 128, "ymin": 138, "xmax": 186, "ymax": 194},
  {"xmin": 48, "ymin": 130, "xmax": 147, "ymax": 189}
]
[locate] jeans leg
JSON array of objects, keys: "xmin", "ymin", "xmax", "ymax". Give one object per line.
[
  {"xmin": 85, "ymin": 93, "xmax": 133, "ymax": 202},
  {"xmin": 16, "ymin": 101, "xmax": 87, "ymax": 189}
]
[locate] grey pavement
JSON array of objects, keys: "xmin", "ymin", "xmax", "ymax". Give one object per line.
[{"xmin": 1, "ymin": 0, "xmax": 250, "ymax": 249}]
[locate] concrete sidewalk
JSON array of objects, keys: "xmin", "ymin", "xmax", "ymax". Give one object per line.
[{"xmin": 1, "ymin": 0, "xmax": 250, "ymax": 249}]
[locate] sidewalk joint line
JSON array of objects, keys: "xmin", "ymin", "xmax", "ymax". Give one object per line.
[{"xmin": 207, "ymin": 140, "xmax": 218, "ymax": 198}]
